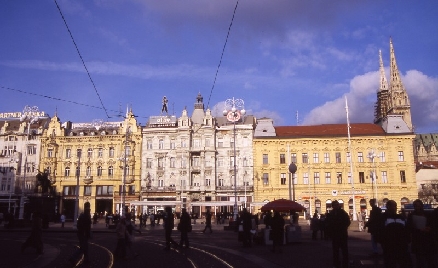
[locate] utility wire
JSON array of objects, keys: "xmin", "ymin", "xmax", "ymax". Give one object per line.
[
  {"xmin": 0, "ymin": 85, "xmax": 118, "ymax": 113},
  {"xmin": 54, "ymin": 0, "xmax": 110, "ymax": 119},
  {"xmin": 206, "ymin": 0, "xmax": 239, "ymax": 109}
]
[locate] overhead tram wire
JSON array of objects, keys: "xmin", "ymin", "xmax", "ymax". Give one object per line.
[
  {"xmin": 54, "ymin": 0, "xmax": 110, "ymax": 119},
  {"xmin": 0, "ymin": 85, "xmax": 119, "ymax": 114},
  {"xmin": 206, "ymin": 0, "xmax": 239, "ymax": 109}
]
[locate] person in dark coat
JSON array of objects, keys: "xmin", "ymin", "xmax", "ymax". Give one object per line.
[
  {"xmin": 178, "ymin": 208, "xmax": 192, "ymax": 248},
  {"xmin": 310, "ymin": 213, "xmax": 320, "ymax": 240},
  {"xmin": 364, "ymin": 198, "xmax": 382, "ymax": 255},
  {"xmin": 202, "ymin": 209, "xmax": 213, "ymax": 233},
  {"xmin": 377, "ymin": 200, "xmax": 412, "ymax": 268},
  {"xmin": 326, "ymin": 200, "xmax": 350, "ymax": 268},
  {"xmin": 77, "ymin": 202, "xmax": 92, "ymax": 263},
  {"xmin": 163, "ymin": 207, "xmax": 178, "ymax": 250},
  {"xmin": 21, "ymin": 211, "xmax": 43, "ymax": 254},
  {"xmin": 270, "ymin": 210, "xmax": 285, "ymax": 253},
  {"xmin": 241, "ymin": 208, "xmax": 252, "ymax": 247},
  {"xmin": 407, "ymin": 199, "xmax": 436, "ymax": 268}
]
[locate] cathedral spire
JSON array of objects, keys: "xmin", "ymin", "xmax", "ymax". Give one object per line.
[
  {"xmin": 387, "ymin": 38, "xmax": 412, "ymax": 131},
  {"xmin": 379, "ymin": 50, "xmax": 388, "ymax": 92}
]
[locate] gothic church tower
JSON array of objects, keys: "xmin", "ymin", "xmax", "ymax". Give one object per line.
[
  {"xmin": 375, "ymin": 38, "xmax": 413, "ymax": 131},
  {"xmin": 387, "ymin": 38, "xmax": 413, "ymax": 131}
]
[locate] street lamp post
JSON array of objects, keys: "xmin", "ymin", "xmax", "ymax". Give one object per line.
[
  {"xmin": 119, "ymin": 126, "xmax": 131, "ymax": 217},
  {"xmin": 288, "ymin": 163, "xmax": 297, "ymax": 201},
  {"xmin": 223, "ymin": 97, "xmax": 245, "ymax": 221},
  {"xmin": 368, "ymin": 150, "xmax": 378, "ymax": 202},
  {"xmin": 18, "ymin": 105, "xmax": 40, "ymax": 220},
  {"xmin": 73, "ymin": 149, "xmax": 81, "ymax": 228}
]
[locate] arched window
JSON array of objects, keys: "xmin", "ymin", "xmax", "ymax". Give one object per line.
[
  {"xmin": 326, "ymin": 199, "xmax": 332, "ymax": 212},
  {"xmin": 108, "ymin": 166, "xmax": 114, "ymax": 177},
  {"xmin": 97, "ymin": 166, "xmax": 103, "ymax": 177},
  {"xmin": 400, "ymin": 197, "xmax": 409, "ymax": 206},
  {"xmin": 65, "ymin": 167, "xmax": 70, "ymax": 177},
  {"xmin": 86, "ymin": 166, "xmax": 91, "ymax": 176}
]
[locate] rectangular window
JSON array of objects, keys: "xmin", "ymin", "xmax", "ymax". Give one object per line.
[
  {"xmin": 218, "ymin": 179, "xmax": 224, "ymax": 186},
  {"xmin": 63, "ymin": 186, "xmax": 78, "ymax": 196},
  {"xmin": 280, "ymin": 154, "xmax": 286, "ymax": 164},
  {"xmin": 66, "ymin": 149, "xmax": 71, "ymax": 158},
  {"xmin": 358, "ymin": 152, "xmax": 364, "ymax": 163},
  {"xmin": 193, "ymin": 156, "xmax": 200, "ymax": 167},
  {"xmin": 158, "ymin": 157, "xmax": 164, "ymax": 168},
  {"xmin": 205, "ymin": 138, "xmax": 210, "ymax": 147},
  {"xmin": 243, "ymin": 157, "xmax": 248, "ymax": 167},
  {"xmin": 303, "ymin": 173, "xmax": 309, "ymax": 184},
  {"xmin": 314, "ymin": 172, "xmax": 320, "ymax": 184},
  {"xmin": 230, "ymin": 156, "xmax": 235, "ymax": 168},
  {"xmin": 263, "ymin": 154, "xmax": 269, "ymax": 165},
  {"xmin": 292, "ymin": 173, "xmax": 297, "ymax": 185},
  {"xmin": 325, "ymin": 172, "xmax": 331, "ymax": 184},
  {"xmin": 147, "ymin": 140, "xmax": 153, "ymax": 150},
  {"xmin": 324, "ymin": 153, "xmax": 330, "ymax": 163},
  {"xmin": 181, "ymin": 139, "xmax": 187, "ymax": 148},
  {"xmin": 313, "ymin": 153, "xmax": 319, "ymax": 163},
  {"xmin": 230, "ymin": 138, "xmax": 234, "ymax": 149},
  {"xmin": 348, "ymin": 172, "xmax": 352, "ymax": 184},
  {"xmin": 380, "ymin": 152, "xmax": 385, "ymax": 162},
  {"xmin": 84, "ymin": 186, "xmax": 92, "ymax": 196},
  {"xmin": 359, "ymin": 172, "xmax": 365, "ymax": 183},
  {"xmin": 127, "ymin": 185, "xmax": 135, "ymax": 195},
  {"xmin": 87, "ymin": 148, "xmax": 93, "ymax": 158},
  {"xmin": 96, "ymin": 185, "xmax": 113, "ymax": 196},
  {"xmin": 27, "ymin": 145, "xmax": 37, "ymax": 155},
  {"xmin": 218, "ymin": 157, "xmax": 223, "ymax": 167},
  {"xmin": 335, "ymin": 152, "xmax": 341, "ymax": 163},
  {"xmin": 47, "ymin": 149, "xmax": 53, "ymax": 158},
  {"xmin": 291, "ymin": 153, "xmax": 297, "ymax": 164},
  {"xmin": 170, "ymin": 157, "xmax": 175, "ymax": 168},
  {"xmin": 400, "ymin": 170, "xmax": 406, "ymax": 183},
  {"xmin": 337, "ymin": 172, "xmax": 342, "ymax": 184},
  {"xmin": 263, "ymin": 173, "xmax": 269, "ymax": 185},
  {"xmin": 280, "ymin": 173, "xmax": 286, "ymax": 185},
  {"xmin": 302, "ymin": 153, "xmax": 308, "ymax": 163},
  {"xmin": 181, "ymin": 157, "xmax": 187, "ymax": 168},
  {"xmin": 205, "ymin": 178, "xmax": 211, "ymax": 186},
  {"xmin": 382, "ymin": 171, "xmax": 388, "ymax": 183},
  {"xmin": 159, "ymin": 139, "xmax": 164, "ymax": 149},
  {"xmin": 77, "ymin": 149, "xmax": 82, "ymax": 158},
  {"xmin": 97, "ymin": 166, "xmax": 103, "ymax": 177},
  {"xmin": 346, "ymin": 152, "xmax": 351, "ymax": 163},
  {"xmin": 146, "ymin": 158, "xmax": 153, "ymax": 168},
  {"xmin": 217, "ymin": 139, "xmax": 223, "ymax": 148},
  {"xmin": 158, "ymin": 179, "xmax": 164, "ymax": 187},
  {"xmin": 194, "ymin": 139, "xmax": 200, "ymax": 148},
  {"xmin": 398, "ymin": 151, "xmax": 404, "ymax": 161},
  {"xmin": 109, "ymin": 147, "xmax": 114, "ymax": 157},
  {"xmin": 98, "ymin": 148, "xmax": 103, "ymax": 158}
]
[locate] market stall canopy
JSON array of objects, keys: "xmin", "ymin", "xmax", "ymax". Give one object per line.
[{"xmin": 260, "ymin": 199, "xmax": 306, "ymax": 212}]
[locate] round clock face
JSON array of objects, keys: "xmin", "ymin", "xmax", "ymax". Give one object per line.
[{"xmin": 227, "ymin": 111, "xmax": 240, "ymax": 122}]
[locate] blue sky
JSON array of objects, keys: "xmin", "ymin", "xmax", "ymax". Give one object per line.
[{"xmin": 1, "ymin": 1, "xmax": 437, "ymax": 133}]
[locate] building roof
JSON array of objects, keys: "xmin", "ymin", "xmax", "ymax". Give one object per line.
[{"xmin": 274, "ymin": 123, "xmax": 386, "ymax": 138}]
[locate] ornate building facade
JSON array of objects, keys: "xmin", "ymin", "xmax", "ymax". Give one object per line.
[
  {"xmin": 253, "ymin": 120, "xmax": 417, "ymax": 216},
  {"xmin": 0, "ymin": 109, "xmax": 50, "ymax": 218},
  {"xmin": 254, "ymin": 39, "xmax": 418, "ymax": 216},
  {"xmin": 136, "ymin": 94, "xmax": 255, "ymax": 217},
  {"xmin": 39, "ymin": 110, "xmax": 142, "ymax": 219}
]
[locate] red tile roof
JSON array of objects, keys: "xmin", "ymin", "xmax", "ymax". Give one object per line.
[{"xmin": 274, "ymin": 123, "xmax": 386, "ymax": 138}]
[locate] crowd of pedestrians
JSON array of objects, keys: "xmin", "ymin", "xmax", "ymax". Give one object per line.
[{"xmin": 16, "ymin": 198, "xmax": 438, "ymax": 267}]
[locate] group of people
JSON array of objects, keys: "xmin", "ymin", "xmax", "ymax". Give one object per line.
[{"xmin": 323, "ymin": 198, "xmax": 438, "ymax": 268}]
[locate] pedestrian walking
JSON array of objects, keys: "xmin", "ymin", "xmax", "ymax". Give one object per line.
[
  {"xmin": 178, "ymin": 208, "xmax": 192, "ymax": 248},
  {"xmin": 376, "ymin": 200, "xmax": 412, "ymax": 268},
  {"xmin": 76, "ymin": 202, "xmax": 92, "ymax": 264},
  {"xmin": 241, "ymin": 208, "xmax": 252, "ymax": 247},
  {"xmin": 114, "ymin": 215, "xmax": 127, "ymax": 260},
  {"xmin": 270, "ymin": 210, "xmax": 285, "ymax": 253},
  {"xmin": 319, "ymin": 214, "xmax": 327, "ymax": 240},
  {"xmin": 310, "ymin": 213, "xmax": 319, "ymax": 240},
  {"xmin": 202, "ymin": 209, "xmax": 213, "ymax": 234},
  {"xmin": 364, "ymin": 198, "xmax": 382, "ymax": 256},
  {"xmin": 326, "ymin": 200, "xmax": 350, "ymax": 268},
  {"xmin": 407, "ymin": 199, "xmax": 436, "ymax": 268},
  {"xmin": 21, "ymin": 211, "xmax": 44, "ymax": 254},
  {"xmin": 60, "ymin": 213, "xmax": 66, "ymax": 228},
  {"xmin": 163, "ymin": 206, "xmax": 179, "ymax": 250}
]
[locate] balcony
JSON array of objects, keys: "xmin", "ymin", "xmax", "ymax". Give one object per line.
[
  {"xmin": 142, "ymin": 186, "xmax": 176, "ymax": 192},
  {"xmin": 83, "ymin": 176, "xmax": 93, "ymax": 184}
]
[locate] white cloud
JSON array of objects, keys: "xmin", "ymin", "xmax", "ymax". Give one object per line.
[{"xmin": 302, "ymin": 69, "xmax": 438, "ymax": 132}]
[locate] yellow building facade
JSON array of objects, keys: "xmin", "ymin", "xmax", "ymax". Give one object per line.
[
  {"xmin": 253, "ymin": 119, "xmax": 417, "ymax": 216},
  {"xmin": 39, "ymin": 111, "xmax": 142, "ymax": 218}
]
